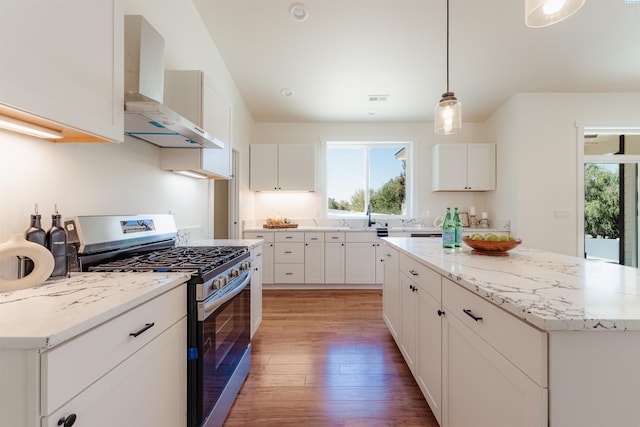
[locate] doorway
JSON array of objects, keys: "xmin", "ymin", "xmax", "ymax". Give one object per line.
[{"xmin": 583, "ymin": 134, "xmax": 640, "ymax": 266}]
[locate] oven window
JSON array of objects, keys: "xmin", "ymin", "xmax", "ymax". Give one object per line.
[{"xmin": 199, "ymin": 285, "xmax": 250, "ymax": 419}]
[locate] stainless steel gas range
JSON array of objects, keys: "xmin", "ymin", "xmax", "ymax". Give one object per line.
[{"xmin": 65, "ymin": 214, "xmax": 251, "ymax": 427}]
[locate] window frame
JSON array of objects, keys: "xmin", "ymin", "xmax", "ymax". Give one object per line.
[{"xmin": 324, "ymin": 140, "xmax": 413, "ymax": 220}]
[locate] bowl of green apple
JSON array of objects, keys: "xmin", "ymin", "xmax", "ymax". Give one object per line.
[{"xmin": 462, "ymin": 233, "xmax": 522, "ymax": 256}]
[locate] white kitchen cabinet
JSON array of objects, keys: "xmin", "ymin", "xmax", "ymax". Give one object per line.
[
  {"xmin": 325, "ymin": 232, "xmax": 345, "ymax": 284},
  {"xmin": 274, "ymin": 232, "xmax": 305, "ymax": 283},
  {"xmin": 399, "ymin": 273, "xmax": 418, "ymax": 373},
  {"xmin": 250, "ymin": 244, "xmax": 263, "ymax": 338},
  {"xmin": 432, "ymin": 143, "xmax": 495, "ymax": 191},
  {"xmin": 0, "ymin": 0, "xmax": 124, "ymax": 143},
  {"xmin": 162, "ymin": 70, "xmax": 232, "ymax": 179},
  {"xmin": 416, "ymin": 286, "xmax": 442, "ymax": 424},
  {"xmin": 382, "ymin": 245, "xmax": 401, "ymax": 342},
  {"xmin": 441, "ymin": 279, "xmax": 547, "ymax": 427},
  {"xmin": 304, "ymin": 232, "xmax": 325, "ymax": 284},
  {"xmin": 244, "ymin": 232, "xmax": 274, "ymax": 284},
  {"xmin": 250, "ymin": 144, "xmax": 316, "ymax": 191},
  {"xmin": 345, "ymin": 232, "xmax": 379, "ymax": 284},
  {"xmin": 1, "ymin": 284, "xmax": 186, "ymax": 427},
  {"xmin": 375, "ymin": 242, "xmax": 385, "ymax": 284}
]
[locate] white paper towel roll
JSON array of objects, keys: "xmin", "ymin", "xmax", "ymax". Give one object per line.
[{"xmin": 0, "ymin": 234, "xmax": 55, "ymax": 292}]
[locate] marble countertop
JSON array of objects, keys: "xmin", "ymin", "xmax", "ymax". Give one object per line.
[
  {"xmin": 189, "ymin": 238, "xmax": 263, "ymax": 248},
  {"xmin": 243, "ymin": 226, "xmax": 505, "ymax": 233},
  {"xmin": 0, "ymin": 272, "xmax": 189, "ymax": 350},
  {"xmin": 383, "ymin": 237, "xmax": 640, "ymax": 332}
]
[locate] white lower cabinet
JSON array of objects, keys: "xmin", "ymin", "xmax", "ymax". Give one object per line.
[
  {"xmin": 382, "ymin": 245, "xmax": 400, "ymax": 342},
  {"xmin": 384, "ymin": 252, "xmax": 548, "ymax": 427},
  {"xmin": 243, "ymin": 232, "xmax": 274, "ymax": 284},
  {"xmin": 44, "ymin": 317, "xmax": 186, "ymax": 427},
  {"xmin": 250, "ymin": 244, "xmax": 263, "ymax": 338},
  {"xmin": 305, "ymin": 233, "xmax": 325, "ymax": 283},
  {"xmin": 325, "ymin": 233, "xmax": 345, "ymax": 284},
  {"xmin": 442, "ymin": 312, "xmax": 546, "ymax": 427},
  {"xmin": 1, "ymin": 284, "xmax": 187, "ymax": 427}
]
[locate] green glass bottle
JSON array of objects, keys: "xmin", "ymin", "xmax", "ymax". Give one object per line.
[
  {"xmin": 453, "ymin": 207, "xmax": 463, "ymax": 247},
  {"xmin": 442, "ymin": 207, "xmax": 455, "ymax": 248}
]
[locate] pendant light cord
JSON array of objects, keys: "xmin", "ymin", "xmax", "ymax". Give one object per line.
[{"xmin": 446, "ymin": 0, "xmax": 450, "ymax": 93}]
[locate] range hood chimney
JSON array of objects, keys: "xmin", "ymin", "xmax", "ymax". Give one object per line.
[{"xmin": 124, "ymin": 15, "xmax": 222, "ymax": 149}]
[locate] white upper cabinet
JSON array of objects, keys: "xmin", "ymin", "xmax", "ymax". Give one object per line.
[
  {"xmin": 250, "ymin": 144, "xmax": 316, "ymax": 191},
  {"xmin": 161, "ymin": 70, "xmax": 232, "ymax": 179},
  {"xmin": 0, "ymin": 0, "xmax": 124, "ymax": 143},
  {"xmin": 432, "ymin": 143, "xmax": 496, "ymax": 191}
]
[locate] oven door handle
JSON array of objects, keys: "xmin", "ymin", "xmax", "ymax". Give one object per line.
[{"xmin": 200, "ymin": 270, "xmax": 250, "ymax": 321}]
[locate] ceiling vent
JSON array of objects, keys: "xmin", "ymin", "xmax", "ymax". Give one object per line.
[{"xmin": 368, "ymin": 94, "xmax": 389, "ymax": 102}]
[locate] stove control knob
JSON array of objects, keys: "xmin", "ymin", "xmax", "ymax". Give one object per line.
[
  {"xmin": 231, "ymin": 268, "xmax": 240, "ymax": 277},
  {"xmin": 212, "ymin": 278, "xmax": 222, "ymax": 290},
  {"xmin": 220, "ymin": 276, "xmax": 228, "ymax": 287},
  {"xmin": 241, "ymin": 261, "xmax": 251, "ymax": 271}
]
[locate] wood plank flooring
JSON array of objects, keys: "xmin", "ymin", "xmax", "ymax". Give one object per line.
[{"xmin": 223, "ymin": 289, "xmax": 438, "ymax": 427}]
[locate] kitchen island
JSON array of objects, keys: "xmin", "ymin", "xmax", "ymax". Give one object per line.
[
  {"xmin": 0, "ymin": 272, "xmax": 190, "ymax": 427},
  {"xmin": 382, "ymin": 237, "xmax": 640, "ymax": 427}
]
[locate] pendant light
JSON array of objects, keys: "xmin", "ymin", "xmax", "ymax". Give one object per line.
[
  {"xmin": 525, "ymin": 0, "xmax": 585, "ymax": 28},
  {"xmin": 434, "ymin": 0, "xmax": 461, "ymax": 135}
]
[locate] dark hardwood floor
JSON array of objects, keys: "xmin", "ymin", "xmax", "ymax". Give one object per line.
[{"xmin": 223, "ymin": 289, "xmax": 438, "ymax": 427}]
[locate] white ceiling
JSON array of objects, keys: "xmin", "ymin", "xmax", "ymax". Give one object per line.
[{"xmin": 193, "ymin": 0, "xmax": 640, "ymax": 123}]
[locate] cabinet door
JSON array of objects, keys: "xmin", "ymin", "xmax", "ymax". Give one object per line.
[
  {"xmin": 304, "ymin": 242, "xmax": 325, "ymax": 283},
  {"xmin": 442, "ymin": 312, "xmax": 547, "ymax": 427},
  {"xmin": 432, "ymin": 144, "xmax": 468, "ymax": 191},
  {"xmin": 250, "ymin": 144, "xmax": 279, "ymax": 190},
  {"xmin": 262, "ymin": 243, "xmax": 274, "ymax": 284},
  {"xmin": 382, "ymin": 259, "xmax": 401, "ymax": 342},
  {"xmin": 399, "ymin": 274, "xmax": 418, "ymax": 373},
  {"xmin": 374, "ymin": 243, "xmax": 385, "ymax": 284},
  {"xmin": 44, "ymin": 318, "xmax": 187, "ymax": 427},
  {"xmin": 250, "ymin": 245, "xmax": 263, "ymax": 338},
  {"xmin": 278, "ymin": 144, "xmax": 316, "ymax": 191},
  {"xmin": 345, "ymin": 243, "xmax": 376, "ymax": 284},
  {"xmin": 0, "ymin": 0, "xmax": 124, "ymax": 142},
  {"xmin": 325, "ymin": 242, "xmax": 345, "ymax": 284},
  {"xmin": 467, "ymin": 143, "xmax": 495, "ymax": 190},
  {"xmin": 416, "ymin": 287, "xmax": 442, "ymax": 424},
  {"xmin": 201, "ymin": 75, "xmax": 232, "ymax": 178}
]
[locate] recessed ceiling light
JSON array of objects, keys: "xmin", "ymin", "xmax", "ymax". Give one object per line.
[
  {"xmin": 368, "ymin": 109, "xmax": 377, "ymax": 116},
  {"xmin": 290, "ymin": 3, "xmax": 308, "ymax": 21},
  {"xmin": 280, "ymin": 88, "xmax": 294, "ymax": 97}
]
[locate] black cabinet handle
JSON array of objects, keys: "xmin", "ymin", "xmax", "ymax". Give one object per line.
[
  {"xmin": 129, "ymin": 322, "xmax": 155, "ymax": 337},
  {"xmin": 463, "ymin": 309, "xmax": 483, "ymax": 322},
  {"xmin": 437, "ymin": 309, "xmax": 445, "ymax": 317},
  {"xmin": 58, "ymin": 414, "xmax": 77, "ymax": 427},
  {"xmin": 409, "ymin": 269, "xmax": 418, "ymax": 276}
]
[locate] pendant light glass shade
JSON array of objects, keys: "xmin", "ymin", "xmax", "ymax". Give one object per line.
[
  {"xmin": 525, "ymin": 0, "xmax": 585, "ymax": 28},
  {"xmin": 434, "ymin": 92, "xmax": 461, "ymax": 135}
]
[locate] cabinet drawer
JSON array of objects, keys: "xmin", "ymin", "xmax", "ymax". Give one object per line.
[
  {"xmin": 325, "ymin": 232, "xmax": 345, "ymax": 242},
  {"xmin": 41, "ymin": 285, "xmax": 187, "ymax": 414},
  {"xmin": 274, "ymin": 264, "xmax": 305, "ymax": 283},
  {"xmin": 346, "ymin": 232, "xmax": 379, "ymax": 243},
  {"xmin": 442, "ymin": 279, "xmax": 547, "ymax": 386},
  {"xmin": 381, "ymin": 245, "xmax": 399, "ymax": 269},
  {"xmin": 305, "ymin": 232, "xmax": 325, "ymax": 242},
  {"xmin": 275, "ymin": 232, "xmax": 304, "ymax": 243},
  {"xmin": 275, "ymin": 243, "xmax": 304, "ymax": 263},
  {"xmin": 400, "ymin": 255, "xmax": 440, "ymax": 300},
  {"xmin": 244, "ymin": 231, "xmax": 274, "ymax": 242}
]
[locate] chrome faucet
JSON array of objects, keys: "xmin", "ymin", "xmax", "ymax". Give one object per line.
[{"xmin": 366, "ymin": 203, "xmax": 376, "ymax": 227}]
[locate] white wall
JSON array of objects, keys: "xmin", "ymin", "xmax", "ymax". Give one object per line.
[
  {"xmin": 250, "ymin": 121, "xmax": 494, "ymax": 226},
  {"xmin": 486, "ymin": 92, "xmax": 640, "ymax": 256},
  {"xmin": 0, "ymin": 0, "xmax": 255, "ymax": 278}
]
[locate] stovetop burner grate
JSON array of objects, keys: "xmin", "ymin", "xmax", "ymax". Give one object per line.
[{"xmin": 88, "ymin": 246, "xmax": 248, "ymax": 278}]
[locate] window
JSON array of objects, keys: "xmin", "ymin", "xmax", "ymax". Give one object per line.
[{"xmin": 326, "ymin": 142, "xmax": 410, "ymax": 217}]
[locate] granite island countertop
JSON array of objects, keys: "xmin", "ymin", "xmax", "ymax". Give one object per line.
[
  {"xmin": 383, "ymin": 237, "xmax": 640, "ymax": 332},
  {"xmin": 0, "ymin": 272, "xmax": 190, "ymax": 350}
]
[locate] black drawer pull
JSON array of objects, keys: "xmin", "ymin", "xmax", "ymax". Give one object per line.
[
  {"xmin": 58, "ymin": 413, "xmax": 77, "ymax": 427},
  {"xmin": 463, "ymin": 309, "xmax": 483, "ymax": 322},
  {"xmin": 284, "ymin": 251, "xmax": 293, "ymax": 254},
  {"xmin": 129, "ymin": 322, "xmax": 155, "ymax": 337},
  {"xmin": 409, "ymin": 269, "xmax": 419, "ymax": 276},
  {"xmin": 437, "ymin": 309, "xmax": 445, "ymax": 317},
  {"xmin": 285, "ymin": 272, "xmax": 293, "ymax": 275}
]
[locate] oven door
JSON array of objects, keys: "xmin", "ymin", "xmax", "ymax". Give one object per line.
[{"xmin": 194, "ymin": 269, "xmax": 251, "ymax": 427}]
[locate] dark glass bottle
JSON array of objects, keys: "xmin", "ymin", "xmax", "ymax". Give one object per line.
[
  {"xmin": 46, "ymin": 207, "xmax": 68, "ymax": 278},
  {"xmin": 24, "ymin": 205, "xmax": 46, "ymax": 276}
]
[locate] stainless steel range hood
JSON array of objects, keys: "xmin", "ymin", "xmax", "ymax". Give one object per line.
[{"xmin": 124, "ymin": 15, "xmax": 223, "ymax": 149}]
